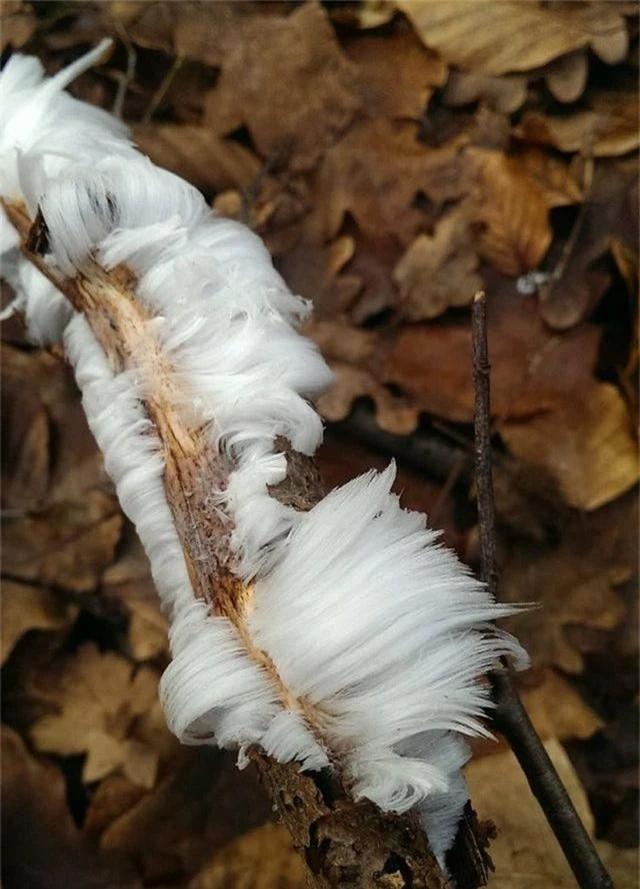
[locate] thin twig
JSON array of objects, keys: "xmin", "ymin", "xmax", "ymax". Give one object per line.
[
  {"xmin": 111, "ymin": 23, "xmax": 137, "ymax": 120},
  {"xmin": 142, "ymin": 53, "xmax": 185, "ymax": 125},
  {"xmin": 471, "ymin": 290, "xmax": 613, "ymax": 889}
]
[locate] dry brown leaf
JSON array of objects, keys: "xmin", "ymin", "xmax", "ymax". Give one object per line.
[
  {"xmin": 596, "ymin": 842, "xmax": 640, "ymax": 889},
  {"xmin": 102, "ymin": 530, "xmax": 170, "ymax": 661},
  {"xmin": 278, "ymin": 236, "xmax": 362, "ymax": 320},
  {"xmin": 345, "ymin": 30, "xmax": 447, "ymax": 120},
  {"xmin": 341, "ymin": 228, "xmax": 404, "ymax": 324},
  {"xmin": 383, "ymin": 281, "xmax": 600, "ymax": 423},
  {"xmin": 313, "ymin": 118, "xmax": 473, "ymax": 242},
  {"xmin": 501, "ymin": 515, "xmax": 631, "ymax": 674},
  {"xmin": 329, "ymin": 0, "xmax": 396, "ymax": 30},
  {"xmin": 1, "ymin": 580, "xmax": 78, "ymax": 666},
  {"xmin": 466, "ymin": 739, "xmax": 594, "ymax": 888},
  {"xmin": 134, "ymin": 124, "xmax": 263, "ymax": 196},
  {"xmin": 544, "ymin": 49, "xmax": 589, "ymax": 104},
  {"xmin": 399, "ymin": 1, "xmax": 628, "ymax": 75},
  {"xmin": 28, "ymin": 643, "xmax": 161, "ymax": 787},
  {"xmin": 516, "ymin": 91, "xmax": 640, "ymax": 157},
  {"xmin": 514, "ymin": 146, "xmax": 583, "ymax": 208},
  {"xmin": 127, "ymin": 599, "xmax": 170, "ymax": 662},
  {"xmin": 501, "ymin": 381, "xmax": 639, "ymax": 511},
  {"xmin": 519, "ymin": 669, "xmax": 604, "ymax": 742},
  {"xmin": 2, "ymin": 345, "xmax": 107, "ymax": 506},
  {"xmin": 202, "ymin": 3, "xmax": 361, "ymax": 172},
  {"xmin": 2, "ymin": 490, "xmax": 123, "ymax": 593},
  {"xmin": 2, "ymin": 725, "xmax": 140, "ymax": 889},
  {"xmin": 539, "ymin": 161, "xmax": 638, "ymax": 330},
  {"xmin": 442, "ymin": 70, "xmax": 527, "ymax": 114},
  {"xmin": 100, "ymin": 749, "xmax": 272, "ymax": 886},
  {"xmin": 1, "ymin": 1, "xmax": 37, "ymax": 51},
  {"xmin": 306, "ymin": 320, "xmax": 419, "ymax": 434},
  {"xmin": 393, "ymin": 205, "xmax": 483, "ymax": 319},
  {"xmin": 469, "ymin": 147, "xmax": 553, "ymax": 276},
  {"xmin": 189, "ymin": 823, "xmax": 304, "ymax": 889}
]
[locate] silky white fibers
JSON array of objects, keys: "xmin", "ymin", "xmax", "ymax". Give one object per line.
[{"xmin": 0, "ymin": 43, "xmax": 528, "ymax": 865}]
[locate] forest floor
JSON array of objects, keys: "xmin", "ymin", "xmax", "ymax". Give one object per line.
[{"xmin": 1, "ymin": 3, "xmax": 638, "ymax": 888}]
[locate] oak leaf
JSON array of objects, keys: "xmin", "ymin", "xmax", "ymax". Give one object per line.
[
  {"xmin": 466, "ymin": 739, "xmax": 594, "ymax": 887},
  {"xmin": 442, "ymin": 71, "xmax": 527, "ymax": 114},
  {"xmin": 2, "ymin": 490, "xmax": 122, "ymax": 593},
  {"xmin": 501, "ymin": 501, "xmax": 634, "ymax": 674},
  {"xmin": 312, "ymin": 118, "xmax": 473, "ymax": 242},
  {"xmin": 100, "ymin": 748, "xmax": 272, "ymax": 885},
  {"xmin": 544, "ymin": 49, "xmax": 589, "ymax": 104},
  {"xmin": 345, "ymin": 30, "xmax": 447, "ymax": 120},
  {"xmin": 189, "ymin": 823, "xmax": 304, "ymax": 889},
  {"xmin": 1, "ymin": 579, "xmax": 77, "ymax": 666},
  {"xmin": 538, "ymin": 160, "xmax": 638, "ymax": 330},
  {"xmin": 134, "ymin": 124, "xmax": 263, "ymax": 196},
  {"xmin": 518, "ymin": 669, "xmax": 604, "ymax": 742},
  {"xmin": 469, "ymin": 147, "xmax": 553, "ymax": 276},
  {"xmin": 202, "ymin": 2, "xmax": 361, "ymax": 172},
  {"xmin": 2, "ymin": 726, "xmax": 140, "ymax": 889},
  {"xmin": 393, "ymin": 205, "xmax": 483, "ymax": 319},
  {"xmin": 306, "ymin": 320, "xmax": 419, "ymax": 435},
  {"xmin": 398, "ymin": 1, "xmax": 628, "ymax": 75},
  {"xmin": 28, "ymin": 643, "xmax": 161, "ymax": 787},
  {"xmin": 500, "ymin": 381, "xmax": 638, "ymax": 511},
  {"xmin": 515, "ymin": 91, "xmax": 640, "ymax": 157}
]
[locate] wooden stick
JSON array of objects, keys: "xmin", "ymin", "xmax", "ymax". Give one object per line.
[
  {"xmin": 471, "ymin": 290, "xmax": 613, "ymax": 889},
  {"xmin": 5, "ymin": 196, "xmax": 481, "ymax": 889}
]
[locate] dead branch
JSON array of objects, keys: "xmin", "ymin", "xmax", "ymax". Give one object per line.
[
  {"xmin": 471, "ymin": 290, "xmax": 614, "ymax": 889},
  {"xmin": 4, "ymin": 196, "xmax": 495, "ymax": 889}
]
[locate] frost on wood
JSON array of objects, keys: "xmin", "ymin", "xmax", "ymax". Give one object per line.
[{"xmin": 0, "ymin": 41, "xmax": 527, "ymax": 881}]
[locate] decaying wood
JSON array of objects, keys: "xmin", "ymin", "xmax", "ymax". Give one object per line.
[{"xmin": 4, "ymin": 196, "xmax": 493, "ymax": 889}]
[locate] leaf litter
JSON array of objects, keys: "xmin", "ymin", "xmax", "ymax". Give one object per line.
[{"xmin": 1, "ymin": 1, "xmax": 637, "ymax": 885}]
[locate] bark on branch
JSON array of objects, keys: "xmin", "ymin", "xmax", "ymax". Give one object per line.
[{"xmin": 4, "ymin": 197, "xmax": 494, "ymax": 889}]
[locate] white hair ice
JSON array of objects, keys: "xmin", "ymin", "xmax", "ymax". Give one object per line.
[{"xmin": 0, "ymin": 41, "xmax": 528, "ymax": 864}]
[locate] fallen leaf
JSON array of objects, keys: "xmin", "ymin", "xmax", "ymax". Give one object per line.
[
  {"xmin": 101, "ymin": 748, "xmax": 272, "ymax": 885},
  {"xmin": 538, "ymin": 160, "xmax": 638, "ymax": 330},
  {"xmin": 544, "ymin": 49, "xmax": 589, "ymax": 104},
  {"xmin": 1, "ymin": 579, "xmax": 77, "ymax": 666},
  {"xmin": 514, "ymin": 146, "xmax": 583, "ymax": 208},
  {"xmin": 202, "ymin": 3, "xmax": 361, "ymax": 172},
  {"xmin": 134, "ymin": 124, "xmax": 263, "ymax": 196},
  {"xmin": 466, "ymin": 739, "xmax": 594, "ymax": 887},
  {"xmin": 393, "ymin": 204, "xmax": 483, "ymax": 319},
  {"xmin": 516, "ymin": 91, "xmax": 640, "ymax": 157},
  {"xmin": 342, "ymin": 227, "xmax": 404, "ymax": 324},
  {"xmin": 101, "ymin": 529, "xmax": 170, "ymax": 662},
  {"xmin": 500, "ymin": 381, "xmax": 639, "ymax": 511},
  {"xmin": 399, "ymin": 1, "xmax": 628, "ymax": 75},
  {"xmin": 383, "ymin": 280, "xmax": 602, "ymax": 423},
  {"xmin": 518, "ymin": 669, "xmax": 604, "ymax": 742},
  {"xmin": 469, "ymin": 147, "xmax": 553, "ymax": 276},
  {"xmin": 1, "ymin": 725, "xmax": 140, "ymax": 889},
  {"xmin": 312, "ymin": 118, "xmax": 473, "ymax": 242},
  {"xmin": 345, "ymin": 30, "xmax": 447, "ymax": 120},
  {"xmin": 597, "ymin": 842, "xmax": 639, "ymax": 889},
  {"xmin": 278, "ymin": 236, "xmax": 362, "ymax": 320},
  {"xmin": 306, "ymin": 319, "xmax": 419, "ymax": 434},
  {"xmin": 442, "ymin": 70, "xmax": 527, "ymax": 114},
  {"xmin": 2, "ymin": 490, "xmax": 123, "ymax": 593},
  {"xmin": 2, "ymin": 345, "xmax": 108, "ymax": 506},
  {"xmin": 1, "ymin": 1, "xmax": 37, "ymax": 52},
  {"xmin": 189, "ymin": 823, "xmax": 304, "ymax": 889},
  {"xmin": 501, "ymin": 511, "xmax": 631, "ymax": 674},
  {"xmin": 28, "ymin": 643, "xmax": 161, "ymax": 787},
  {"xmin": 329, "ymin": 0, "xmax": 396, "ymax": 30}
]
